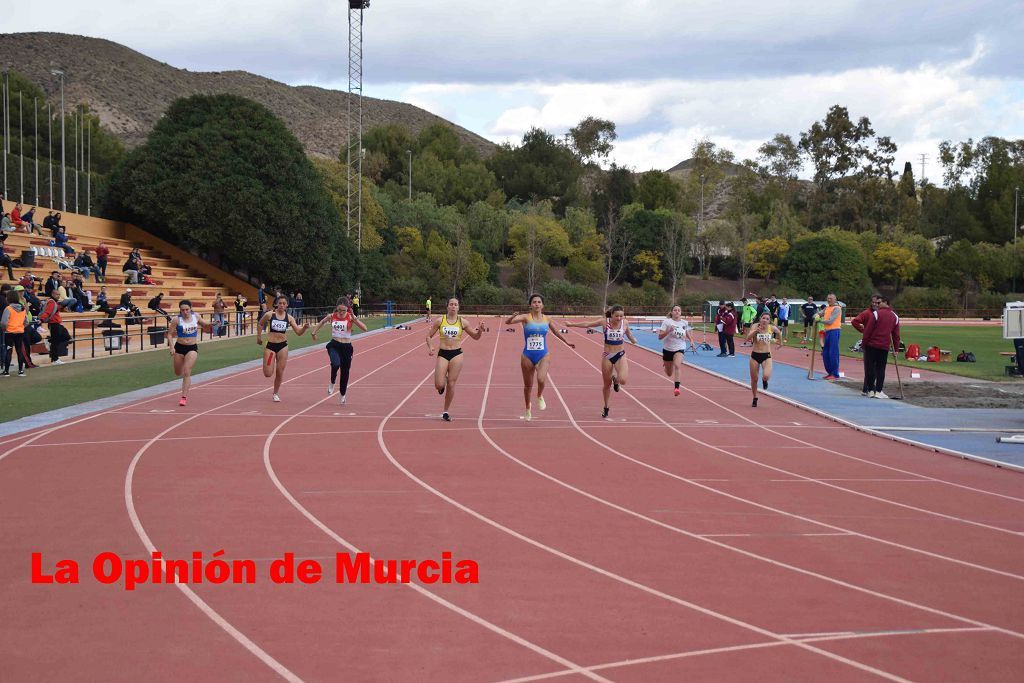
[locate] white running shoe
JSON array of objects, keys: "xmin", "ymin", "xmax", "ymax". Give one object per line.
[
  {"xmin": 523, "ymin": 408, "xmax": 532, "ymax": 422},
  {"xmin": 340, "ymin": 394, "xmax": 347, "ymax": 405},
  {"xmin": 537, "ymin": 396, "xmax": 546, "ymax": 411},
  {"xmin": 868, "ymin": 391, "xmax": 876, "ymax": 398},
  {"xmin": 873, "ymin": 391, "xmax": 889, "ymax": 399},
  {"xmin": 52, "ymin": 359, "xmax": 64, "ymax": 365},
  {"xmin": 272, "ymin": 394, "xmax": 281, "ymax": 402},
  {"xmin": 327, "ymin": 384, "xmax": 334, "ymax": 396}
]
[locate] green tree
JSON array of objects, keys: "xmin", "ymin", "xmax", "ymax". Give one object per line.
[
  {"xmin": 311, "ymin": 158, "xmax": 384, "ymax": 251},
  {"xmin": 747, "ymin": 237, "xmax": 790, "ymax": 280},
  {"xmin": 567, "ymin": 116, "xmax": 617, "ymax": 163},
  {"xmin": 508, "ymin": 211, "xmax": 572, "ymax": 294},
  {"xmin": 779, "ymin": 235, "xmax": 872, "ymax": 303},
  {"xmin": 662, "ymin": 213, "xmax": 695, "ymax": 303},
  {"xmin": 632, "ymin": 250, "xmax": 663, "ymax": 283},
  {"xmin": 635, "ymin": 170, "xmax": 681, "ymax": 210},
  {"xmin": 106, "ymin": 94, "xmax": 358, "ymax": 302},
  {"xmin": 870, "ymin": 243, "xmax": 918, "ymax": 289},
  {"xmin": 486, "ymin": 127, "xmax": 582, "ymax": 210}
]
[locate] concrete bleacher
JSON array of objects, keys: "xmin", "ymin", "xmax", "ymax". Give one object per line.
[
  {"xmin": 2, "ymin": 201, "xmax": 257, "ymax": 316},
  {"xmin": 2, "ymin": 201, "xmax": 259, "ymax": 360}
]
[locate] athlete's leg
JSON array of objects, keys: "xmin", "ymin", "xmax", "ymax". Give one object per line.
[
  {"xmin": 519, "ymin": 355, "xmax": 535, "ymax": 409},
  {"xmin": 444, "ymin": 353, "xmax": 465, "ymax": 413},
  {"xmin": 181, "ymin": 351, "xmax": 198, "ymax": 397},
  {"xmin": 337, "ymin": 345, "xmax": 354, "ymax": 396},
  {"xmin": 601, "ymin": 357, "xmax": 614, "ymax": 408},
  {"xmin": 274, "ymin": 348, "xmax": 289, "ymax": 394},
  {"xmin": 262, "ymin": 348, "xmax": 276, "ymax": 378},
  {"xmin": 327, "ymin": 343, "xmax": 342, "ymax": 387},
  {"xmin": 434, "ymin": 355, "xmax": 450, "ymax": 394},
  {"xmin": 615, "ymin": 356, "xmax": 630, "ymax": 386},
  {"xmin": 762, "ymin": 357, "xmax": 773, "ymax": 389},
  {"xmin": 749, "ymin": 357, "xmax": 759, "ymax": 399},
  {"xmin": 172, "ymin": 353, "xmax": 185, "ymax": 377},
  {"xmin": 674, "ymin": 352, "xmax": 683, "ymax": 383},
  {"xmin": 663, "ymin": 358, "xmax": 673, "ymax": 377},
  {"xmin": 534, "ymin": 354, "xmax": 551, "ymax": 401}
]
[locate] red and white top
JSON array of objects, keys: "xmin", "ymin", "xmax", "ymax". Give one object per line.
[{"xmin": 331, "ymin": 311, "xmax": 354, "ymax": 341}]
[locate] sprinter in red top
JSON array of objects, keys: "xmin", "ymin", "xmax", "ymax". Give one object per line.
[{"xmin": 311, "ymin": 297, "xmax": 367, "ymax": 405}]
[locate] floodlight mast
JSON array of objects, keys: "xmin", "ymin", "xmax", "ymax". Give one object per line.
[{"xmin": 346, "ymin": 0, "xmax": 369, "ymax": 266}]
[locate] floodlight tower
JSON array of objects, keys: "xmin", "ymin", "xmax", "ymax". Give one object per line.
[{"xmin": 347, "ymin": 0, "xmax": 369, "ymax": 257}]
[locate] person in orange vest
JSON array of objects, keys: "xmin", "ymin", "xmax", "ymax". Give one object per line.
[
  {"xmin": 1, "ymin": 289, "xmax": 31, "ymax": 376},
  {"xmin": 820, "ymin": 292, "xmax": 843, "ymax": 379}
]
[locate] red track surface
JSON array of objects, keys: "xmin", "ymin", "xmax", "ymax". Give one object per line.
[{"xmin": 2, "ymin": 320, "xmax": 1023, "ymax": 681}]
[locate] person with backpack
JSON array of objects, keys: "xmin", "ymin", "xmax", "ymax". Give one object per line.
[
  {"xmin": 40, "ymin": 290, "xmax": 72, "ymax": 365},
  {"xmin": 861, "ymin": 296, "xmax": 900, "ymax": 398}
]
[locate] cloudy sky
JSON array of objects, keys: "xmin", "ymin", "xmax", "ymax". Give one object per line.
[{"xmin": 17, "ymin": 0, "xmax": 1024, "ymax": 177}]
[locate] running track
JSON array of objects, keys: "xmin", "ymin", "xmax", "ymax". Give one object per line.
[{"xmin": 2, "ymin": 320, "xmax": 1023, "ymax": 681}]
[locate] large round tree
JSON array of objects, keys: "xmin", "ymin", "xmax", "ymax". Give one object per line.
[
  {"xmin": 105, "ymin": 94, "xmax": 357, "ymax": 302},
  {"xmin": 779, "ymin": 235, "xmax": 872, "ymax": 304}
]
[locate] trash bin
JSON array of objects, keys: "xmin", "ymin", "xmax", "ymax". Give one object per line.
[
  {"xmin": 147, "ymin": 326, "xmax": 167, "ymax": 347},
  {"xmin": 103, "ymin": 329, "xmax": 125, "ymax": 351},
  {"xmin": 20, "ymin": 250, "xmax": 36, "ymax": 268}
]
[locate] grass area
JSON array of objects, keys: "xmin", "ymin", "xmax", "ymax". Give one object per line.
[
  {"xmin": 1, "ymin": 315, "xmax": 415, "ymax": 423},
  {"xmin": 834, "ymin": 324, "xmax": 1010, "ymax": 381},
  {"xmin": 684, "ymin": 320, "xmax": 1011, "ymax": 380}
]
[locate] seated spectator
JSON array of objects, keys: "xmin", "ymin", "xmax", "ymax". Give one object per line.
[
  {"xmin": 70, "ymin": 276, "xmax": 89, "ymax": 312},
  {"xmin": 0, "ymin": 232, "xmax": 13, "ymax": 280},
  {"xmin": 10, "ymin": 204, "xmax": 27, "ymax": 232},
  {"xmin": 148, "ymin": 292, "xmax": 170, "ymax": 321},
  {"xmin": 122, "ymin": 253, "xmax": 141, "ymax": 284},
  {"xmin": 95, "ymin": 287, "xmax": 111, "ymax": 314},
  {"xmin": 21, "ymin": 206, "xmax": 43, "ymax": 236},
  {"xmin": 52, "ymin": 212, "xmax": 65, "ymax": 234},
  {"xmin": 43, "ymin": 271, "xmax": 62, "ymax": 297},
  {"xmin": 54, "ymin": 227, "xmax": 75, "ymax": 255},
  {"xmin": 1, "ymin": 211, "xmax": 12, "ymax": 232},
  {"xmin": 56, "ymin": 277, "xmax": 80, "ymax": 311},
  {"xmin": 43, "ymin": 211, "xmax": 57, "ymax": 236},
  {"xmin": 74, "ymin": 249, "xmax": 102, "ymax": 281},
  {"xmin": 115, "ymin": 288, "xmax": 142, "ymax": 321},
  {"xmin": 95, "ymin": 241, "xmax": 110, "ymax": 280}
]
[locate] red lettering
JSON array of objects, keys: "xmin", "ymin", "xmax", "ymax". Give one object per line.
[
  {"xmin": 336, "ymin": 552, "xmax": 370, "ymax": 583},
  {"xmin": 400, "ymin": 559, "xmax": 416, "ymax": 583},
  {"xmin": 31, "ymin": 553, "xmax": 78, "ymax": 584},
  {"xmin": 418, "ymin": 560, "xmax": 439, "ymax": 584},
  {"xmin": 297, "ymin": 560, "xmax": 322, "ymax": 584},
  {"xmin": 454, "ymin": 560, "xmax": 478, "ymax": 584},
  {"xmin": 93, "ymin": 552, "xmax": 121, "ymax": 584},
  {"xmin": 124, "ymin": 559, "xmax": 149, "ymax": 591},
  {"xmin": 270, "ymin": 553, "xmax": 296, "ymax": 584}
]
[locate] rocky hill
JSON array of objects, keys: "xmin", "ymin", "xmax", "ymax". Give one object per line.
[{"xmin": 0, "ymin": 32, "xmax": 496, "ymax": 159}]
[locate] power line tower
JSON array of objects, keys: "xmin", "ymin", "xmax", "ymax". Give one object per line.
[
  {"xmin": 918, "ymin": 153, "xmax": 929, "ymax": 187},
  {"xmin": 346, "ymin": 0, "xmax": 370, "ymax": 256}
]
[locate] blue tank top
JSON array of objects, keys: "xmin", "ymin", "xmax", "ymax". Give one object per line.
[
  {"xmin": 176, "ymin": 314, "xmax": 199, "ymax": 339},
  {"xmin": 522, "ymin": 315, "xmax": 549, "ymax": 353}
]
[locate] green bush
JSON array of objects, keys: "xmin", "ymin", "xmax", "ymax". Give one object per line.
[
  {"xmin": 464, "ymin": 282, "xmax": 525, "ymax": 307},
  {"xmin": 385, "ymin": 277, "xmax": 431, "ymax": 303},
  {"xmin": 973, "ymin": 291, "xmax": 1010, "ymax": 315},
  {"xmin": 541, "ymin": 280, "xmax": 601, "ymax": 308},
  {"xmin": 892, "ymin": 287, "xmax": 958, "ymax": 314},
  {"xmin": 780, "ymin": 235, "xmax": 872, "ymax": 304},
  {"xmin": 615, "ymin": 280, "xmax": 669, "ymax": 310}
]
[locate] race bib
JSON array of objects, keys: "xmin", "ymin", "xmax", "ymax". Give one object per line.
[
  {"xmin": 332, "ymin": 320, "xmax": 349, "ymax": 334},
  {"xmin": 673, "ymin": 325, "xmax": 687, "ymax": 339},
  {"xmin": 441, "ymin": 326, "xmax": 459, "ymax": 338},
  {"xmin": 180, "ymin": 324, "xmax": 197, "ymax": 335},
  {"xmin": 526, "ymin": 335, "xmax": 544, "ymax": 351}
]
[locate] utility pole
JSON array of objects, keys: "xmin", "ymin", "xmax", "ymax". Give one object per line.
[
  {"xmin": 48, "ymin": 102, "xmax": 53, "ymax": 208},
  {"xmin": 918, "ymin": 153, "xmax": 928, "ymax": 186},
  {"xmin": 1015, "ymin": 186, "xmax": 1020, "ymax": 294},
  {"xmin": 51, "ymin": 69, "xmax": 65, "ymax": 212},
  {"xmin": 34, "ymin": 97, "xmax": 38, "ymax": 206},
  {"xmin": 407, "ymin": 149, "xmax": 412, "ymax": 200}
]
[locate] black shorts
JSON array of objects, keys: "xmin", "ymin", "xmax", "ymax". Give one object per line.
[
  {"xmin": 173, "ymin": 342, "xmax": 198, "ymax": 356},
  {"xmin": 803, "ymin": 318, "xmax": 815, "ymax": 327},
  {"xmin": 265, "ymin": 340, "xmax": 288, "ymax": 353},
  {"xmin": 605, "ymin": 350, "xmax": 625, "ymax": 364},
  {"xmin": 438, "ymin": 348, "xmax": 463, "ymax": 361},
  {"xmin": 662, "ymin": 349, "xmax": 683, "ymax": 362},
  {"xmin": 741, "ymin": 323, "xmax": 752, "ymax": 330},
  {"xmin": 751, "ymin": 351, "xmax": 771, "ymax": 365},
  {"xmin": 779, "ymin": 319, "xmax": 789, "ymax": 327}
]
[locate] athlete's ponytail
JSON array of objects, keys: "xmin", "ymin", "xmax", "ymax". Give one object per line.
[{"xmin": 605, "ymin": 304, "xmax": 624, "ymax": 319}]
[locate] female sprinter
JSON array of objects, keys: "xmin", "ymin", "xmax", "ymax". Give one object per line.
[
  {"xmin": 657, "ymin": 305, "xmax": 696, "ymax": 396},
  {"xmin": 311, "ymin": 297, "xmax": 367, "ymax": 405},
  {"xmin": 168, "ymin": 300, "xmax": 213, "ymax": 407},
  {"xmin": 257, "ymin": 295, "xmax": 309, "ymax": 402},
  {"xmin": 745, "ymin": 313, "xmax": 782, "ymax": 408},
  {"xmin": 426, "ymin": 297, "xmax": 483, "ymax": 422},
  {"xmin": 505, "ymin": 294, "xmax": 575, "ymax": 422},
  {"xmin": 565, "ymin": 305, "xmax": 637, "ymax": 418}
]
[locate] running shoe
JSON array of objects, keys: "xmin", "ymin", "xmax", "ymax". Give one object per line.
[
  {"xmin": 327, "ymin": 384, "xmax": 334, "ymax": 396},
  {"xmin": 752, "ymin": 397, "xmax": 758, "ymax": 408},
  {"xmin": 602, "ymin": 406, "xmax": 609, "ymax": 418},
  {"xmin": 523, "ymin": 408, "xmax": 532, "ymax": 422},
  {"xmin": 673, "ymin": 387, "xmax": 680, "ymax": 397},
  {"xmin": 823, "ymin": 375, "xmax": 837, "ymax": 380},
  {"xmin": 762, "ymin": 379, "xmax": 768, "ymax": 390},
  {"xmin": 873, "ymin": 391, "xmax": 889, "ymax": 399},
  {"xmin": 179, "ymin": 397, "xmax": 187, "ymax": 407},
  {"xmin": 340, "ymin": 394, "xmax": 347, "ymax": 405},
  {"xmin": 861, "ymin": 390, "xmax": 870, "ymax": 396},
  {"xmin": 537, "ymin": 396, "xmax": 546, "ymax": 411},
  {"xmin": 18, "ymin": 370, "xmax": 26, "ymax": 377},
  {"xmin": 272, "ymin": 394, "xmax": 281, "ymax": 402},
  {"xmin": 0, "ymin": 371, "xmax": 9, "ymax": 377},
  {"xmin": 52, "ymin": 359, "xmax": 64, "ymax": 365},
  {"xmin": 442, "ymin": 412, "xmax": 451, "ymax": 422},
  {"xmin": 613, "ymin": 380, "xmax": 620, "ymax": 393}
]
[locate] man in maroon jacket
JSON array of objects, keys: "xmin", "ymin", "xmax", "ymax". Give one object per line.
[
  {"xmin": 716, "ymin": 302, "xmax": 738, "ymax": 357},
  {"xmin": 862, "ymin": 296, "xmax": 900, "ymax": 399},
  {"xmin": 852, "ymin": 294, "xmax": 880, "ymax": 395}
]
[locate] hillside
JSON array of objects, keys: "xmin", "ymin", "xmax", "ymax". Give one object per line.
[{"xmin": 0, "ymin": 32, "xmax": 496, "ymax": 159}]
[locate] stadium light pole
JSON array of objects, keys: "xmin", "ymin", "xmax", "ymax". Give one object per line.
[
  {"xmin": 34, "ymin": 97, "xmax": 38, "ymax": 207},
  {"xmin": 699, "ymin": 173, "xmax": 706, "ymax": 231},
  {"xmin": 47, "ymin": 102, "xmax": 53, "ymax": 209},
  {"xmin": 50, "ymin": 69, "xmax": 65, "ymax": 212},
  {"xmin": 18, "ymin": 91, "xmax": 23, "ymax": 203},
  {"xmin": 1015, "ymin": 186, "xmax": 1020, "ymax": 294},
  {"xmin": 406, "ymin": 149, "xmax": 412, "ymax": 200}
]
